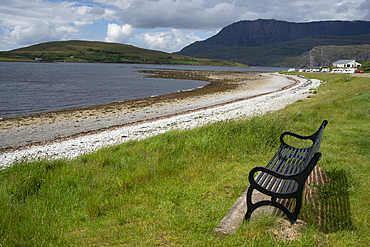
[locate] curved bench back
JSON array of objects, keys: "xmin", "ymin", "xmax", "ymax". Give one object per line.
[{"xmin": 305, "ymin": 120, "xmax": 328, "ymax": 169}]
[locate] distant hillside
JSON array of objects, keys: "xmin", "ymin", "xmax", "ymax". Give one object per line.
[
  {"xmin": 175, "ymin": 19, "xmax": 370, "ymax": 67},
  {"xmin": 302, "ymin": 44, "xmax": 370, "ymax": 68},
  {"xmin": 0, "ymin": 40, "xmax": 244, "ymax": 67}
]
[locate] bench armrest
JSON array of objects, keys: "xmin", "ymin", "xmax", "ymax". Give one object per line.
[
  {"xmin": 280, "ymin": 131, "xmax": 314, "ymax": 146},
  {"xmin": 249, "ymin": 166, "xmax": 300, "ymax": 184},
  {"xmin": 280, "ymin": 120, "xmax": 328, "ymax": 147}
]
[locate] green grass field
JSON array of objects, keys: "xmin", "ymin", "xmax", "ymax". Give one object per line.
[{"xmin": 1, "ymin": 73, "xmax": 369, "ymax": 246}]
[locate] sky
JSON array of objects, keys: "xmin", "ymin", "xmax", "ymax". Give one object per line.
[{"xmin": 1, "ymin": 0, "xmax": 370, "ymax": 53}]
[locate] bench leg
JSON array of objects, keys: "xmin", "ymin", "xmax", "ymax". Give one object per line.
[
  {"xmin": 245, "ymin": 187, "xmax": 303, "ymax": 225},
  {"xmin": 289, "ymin": 195, "xmax": 302, "ymax": 225},
  {"xmin": 244, "ymin": 185, "xmax": 255, "ymax": 221}
]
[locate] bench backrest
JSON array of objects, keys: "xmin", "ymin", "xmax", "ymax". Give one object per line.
[
  {"xmin": 305, "ymin": 120, "xmax": 328, "ymax": 166},
  {"xmin": 274, "ymin": 120, "xmax": 328, "ymax": 175}
]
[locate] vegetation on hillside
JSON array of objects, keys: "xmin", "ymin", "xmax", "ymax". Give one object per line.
[
  {"xmin": 359, "ymin": 62, "xmax": 370, "ymax": 72},
  {"xmin": 300, "ymin": 44, "xmax": 370, "ymax": 68},
  {"xmin": 1, "ymin": 73, "xmax": 370, "ymax": 245},
  {"xmin": 0, "ymin": 40, "xmax": 245, "ymax": 67}
]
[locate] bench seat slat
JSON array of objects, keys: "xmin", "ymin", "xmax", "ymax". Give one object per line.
[
  {"xmin": 254, "ymin": 142, "xmax": 318, "ymax": 194},
  {"xmin": 283, "ymin": 148, "xmax": 304, "ymax": 174},
  {"xmin": 274, "ymin": 147, "xmax": 293, "ymax": 172},
  {"xmin": 261, "ymin": 147, "xmax": 293, "ymax": 188},
  {"xmin": 270, "ymin": 148, "xmax": 302, "ymax": 189},
  {"xmin": 295, "ymin": 148, "xmax": 311, "ymax": 173},
  {"xmin": 255, "ymin": 149, "xmax": 283, "ymax": 183},
  {"xmin": 261, "ymin": 147, "xmax": 305, "ymax": 193},
  {"xmin": 289, "ymin": 148, "xmax": 306, "ymax": 174},
  {"xmin": 273, "ymin": 178, "xmax": 284, "ymax": 193}
]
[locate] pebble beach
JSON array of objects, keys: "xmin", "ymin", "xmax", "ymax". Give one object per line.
[{"xmin": 0, "ymin": 71, "xmax": 322, "ymax": 168}]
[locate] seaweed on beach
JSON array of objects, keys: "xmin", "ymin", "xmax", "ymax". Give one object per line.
[{"xmin": 0, "ymin": 70, "xmax": 260, "ymax": 130}]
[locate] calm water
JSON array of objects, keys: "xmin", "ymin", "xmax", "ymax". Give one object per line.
[{"xmin": 0, "ymin": 62, "xmax": 287, "ymax": 118}]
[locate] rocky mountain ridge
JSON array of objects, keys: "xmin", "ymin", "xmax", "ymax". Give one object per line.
[
  {"xmin": 204, "ymin": 19, "xmax": 370, "ymax": 47},
  {"xmin": 176, "ymin": 19, "xmax": 370, "ymax": 67}
]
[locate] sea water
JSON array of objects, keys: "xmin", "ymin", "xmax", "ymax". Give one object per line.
[{"xmin": 0, "ymin": 62, "xmax": 286, "ymax": 118}]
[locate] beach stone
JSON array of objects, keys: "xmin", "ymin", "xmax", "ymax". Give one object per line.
[
  {"xmin": 214, "ymin": 166, "xmax": 329, "ymax": 234},
  {"xmin": 214, "ymin": 186, "xmax": 273, "ymax": 234}
]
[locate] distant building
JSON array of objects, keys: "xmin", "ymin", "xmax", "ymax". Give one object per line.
[
  {"xmin": 330, "ymin": 68, "xmax": 357, "ymax": 73},
  {"xmin": 35, "ymin": 58, "xmax": 42, "ymax": 61},
  {"xmin": 287, "ymin": 68, "xmax": 298, "ymax": 72},
  {"xmin": 321, "ymin": 68, "xmax": 330, "ymax": 72},
  {"xmin": 332, "ymin": 60, "xmax": 361, "ymax": 68},
  {"xmin": 331, "ymin": 68, "xmax": 344, "ymax": 73},
  {"xmin": 309, "ymin": 67, "xmax": 320, "ymax": 73}
]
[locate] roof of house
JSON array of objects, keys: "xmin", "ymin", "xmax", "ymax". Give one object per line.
[{"xmin": 333, "ymin": 60, "xmax": 355, "ymax": 64}]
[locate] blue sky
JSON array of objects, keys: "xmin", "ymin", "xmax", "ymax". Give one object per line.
[{"xmin": 1, "ymin": 0, "xmax": 370, "ymax": 53}]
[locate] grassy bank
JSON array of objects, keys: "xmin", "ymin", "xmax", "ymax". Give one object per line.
[{"xmin": 1, "ymin": 73, "xmax": 369, "ymax": 246}]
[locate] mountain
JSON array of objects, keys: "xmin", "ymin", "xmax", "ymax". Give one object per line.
[
  {"xmin": 0, "ymin": 40, "xmax": 244, "ymax": 67},
  {"xmin": 175, "ymin": 19, "xmax": 370, "ymax": 67}
]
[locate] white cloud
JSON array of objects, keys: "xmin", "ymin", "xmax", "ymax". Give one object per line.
[
  {"xmin": 0, "ymin": 0, "xmax": 369, "ymax": 51},
  {"xmin": 2, "ymin": 23, "xmax": 69, "ymax": 47},
  {"xmin": 140, "ymin": 29, "xmax": 202, "ymax": 52},
  {"xmin": 0, "ymin": 0, "xmax": 115, "ymax": 50},
  {"xmin": 104, "ymin": 23, "xmax": 134, "ymax": 43}
]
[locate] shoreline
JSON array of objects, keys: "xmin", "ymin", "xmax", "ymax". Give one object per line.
[
  {"xmin": 0, "ymin": 73, "xmax": 321, "ymax": 167},
  {"xmin": 0, "ymin": 70, "xmax": 295, "ymax": 152},
  {"xmin": 1, "ymin": 70, "xmax": 263, "ymax": 129},
  {"xmin": 0, "ymin": 71, "xmax": 294, "ymax": 151}
]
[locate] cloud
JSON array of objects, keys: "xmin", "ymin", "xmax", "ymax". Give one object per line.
[
  {"xmin": 1, "ymin": 0, "xmax": 370, "ymax": 51},
  {"xmin": 140, "ymin": 29, "xmax": 202, "ymax": 52},
  {"xmin": 360, "ymin": 0, "xmax": 370, "ymax": 8},
  {"xmin": 0, "ymin": 0, "xmax": 115, "ymax": 50},
  {"xmin": 114, "ymin": 0, "xmax": 369, "ymax": 29},
  {"xmin": 116, "ymin": 0, "xmax": 241, "ymax": 29},
  {"xmin": 1, "ymin": 23, "xmax": 69, "ymax": 47},
  {"xmin": 104, "ymin": 23, "xmax": 134, "ymax": 43},
  {"xmin": 359, "ymin": 0, "xmax": 370, "ymax": 20}
]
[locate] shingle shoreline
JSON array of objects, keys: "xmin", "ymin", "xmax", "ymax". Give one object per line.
[{"xmin": 0, "ymin": 72, "xmax": 321, "ymax": 167}]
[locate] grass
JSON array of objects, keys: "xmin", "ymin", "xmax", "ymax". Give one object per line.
[{"xmin": 1, "ymin": 73, "xmax": 370, "ymax": 246}]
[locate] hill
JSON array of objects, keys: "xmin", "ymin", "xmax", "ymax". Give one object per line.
[
  {"xmin": 0, "ymin": 40, "xmax": 244, "ymax": 67},
  {"xmin": 175, "ymin": 19, "xmax": 370, "ymax": 67},
  {"xmin": 302, "ymin": 44, "xmax": 370, "ymax": 68}
]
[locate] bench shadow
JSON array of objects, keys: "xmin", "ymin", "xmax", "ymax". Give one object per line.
[
  {"xmin": 274, "ymin": 168, "xmax": 353, "ymax": 233},
  {"xmin": 300, "ymin": 168, "xmax": 353, "ymax": 233}
]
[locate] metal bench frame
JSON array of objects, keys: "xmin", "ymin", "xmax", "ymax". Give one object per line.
[{"xmin": 245, "ymin": 120, "xmax": 328, "ymax": 224}]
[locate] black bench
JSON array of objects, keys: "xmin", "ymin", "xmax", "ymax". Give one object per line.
[{"xmin": 244, "ymin": 120, "xmax": 328, "ymax": 224}]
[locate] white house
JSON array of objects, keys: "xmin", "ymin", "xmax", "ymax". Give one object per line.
[{"xmin": 332, "ymin": 60, "xmax": 361, "ymax": 68}]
